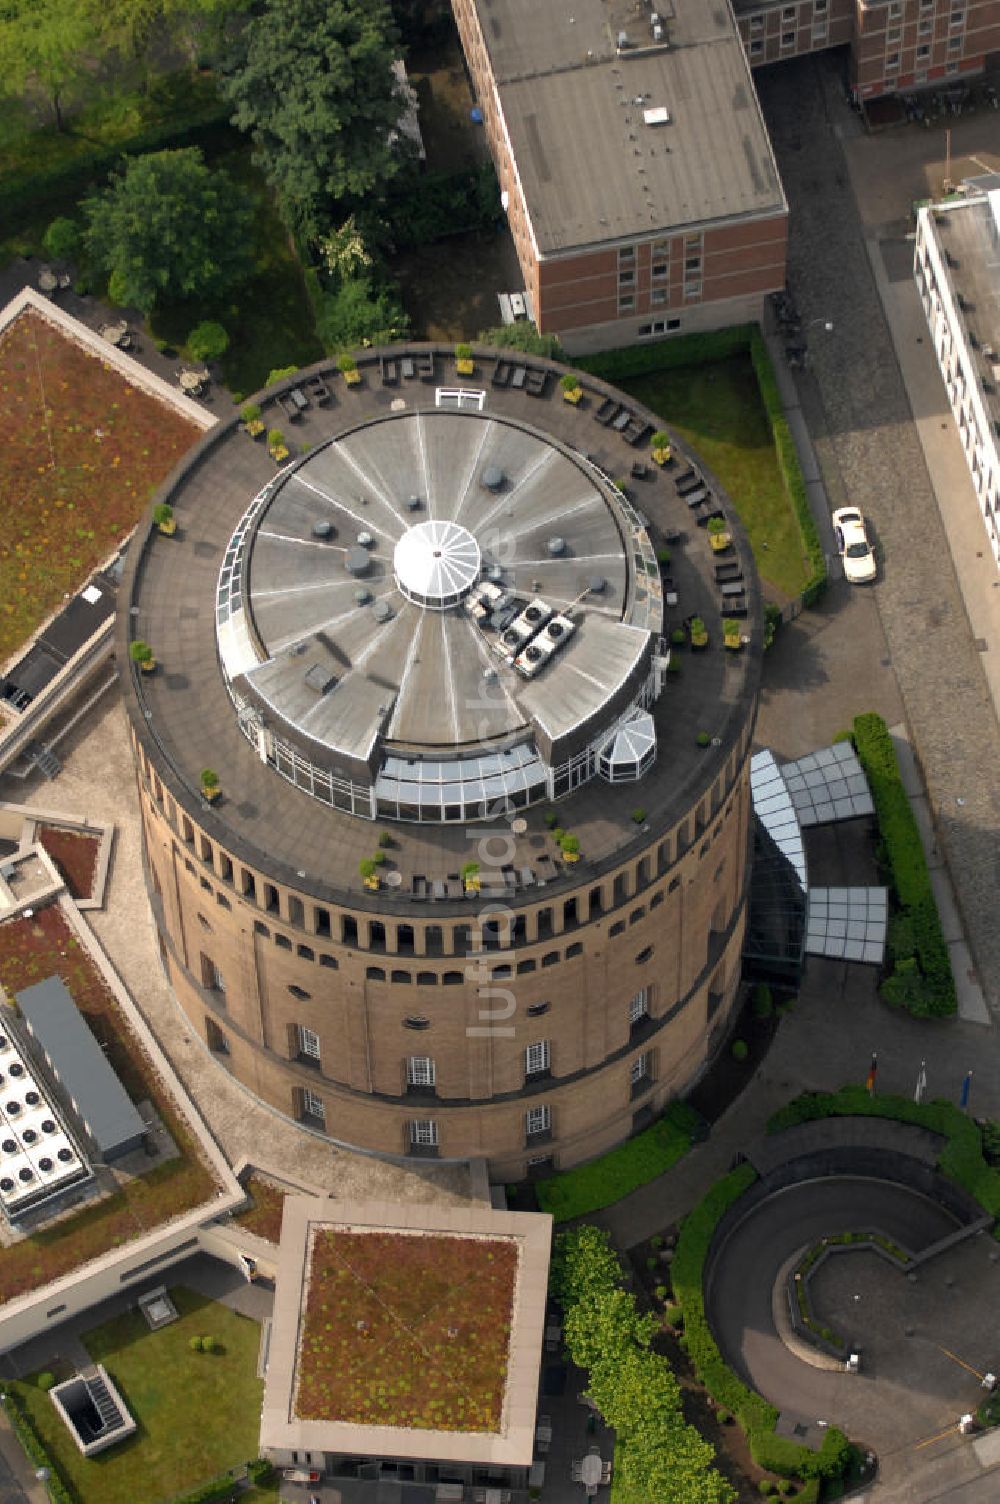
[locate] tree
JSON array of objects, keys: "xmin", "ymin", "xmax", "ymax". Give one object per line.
[
  {"xmin": 187, "ymin": 321, "xmax": 230, "ymax": 361},
  {"xmin": 0, "ymin": 0, "xmax": 102, "ymax": 130},
  {"xmin": 314, "ymin": 273, "xmax": 408, "ymax": 353},
  {"xmin": 221, "ymin": 0, "xmax": 407, "ymax": 240},
  {"xmin": 83, "ymin": 149, "xmax": 253, "ymax": 315}
]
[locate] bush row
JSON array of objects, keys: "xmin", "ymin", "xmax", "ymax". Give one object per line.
[
  {"xmin": 671, "ymin": 1163, "xmax": 851, "ymax": 1482},
  {"xmin": 1, "ymin": 1389, "xmax": 74, "ymax": 1504},
  {"xmin": 573, "ymin": 325, "xmax": 754, "ymax": 382},
  {"xmin": 0, "ymin": 103, "xmax": 235, "ymax": 227},
  {"xmin": 379, "ymin": 162, "xmax": 502, "ymax": 249},
  {"xmin": 552, "ymin": 1226, "xmax": 735, "ymax": 1504},
  {"xmin": 535, "ymin": 1100, "xmax": 700, "ymax": 1222},
  {"xmin": 768, "ymin": 1086, "xmax": 1000, "ymax": 1218},
  {"xmin": 172, "ymin": 1459, "xmax": 274, "ymax": 1504},
  {"xmin": 749, "ymin": 329, "xmax": 827, "ymax": 607},
  {"xmin": 851, "ymin": 713, "xmax": 956, "ymax": 1017}
]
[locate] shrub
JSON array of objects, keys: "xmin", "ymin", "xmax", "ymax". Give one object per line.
[
  {"xmin": 129, "ymin": 639, "xmax": 153, "ymax": 665},
  {"xmin": 266, "ymin": 427, "xmax": 286, "ymax": 451},
  {"xmin": 456, "ymin": 343, "xmax": 473, "ymax": 361},
  {"xmin": 544, "ymin": 811, "xmax": 559, "ymax": 828},
  {"xmin": 371, "ymin": 849, "xmax": 386, "ymax": 866},
  {"xmin": 707, "ymin": 515, "xmax": 727, "ymax": 535},
  {"xmin": 671, "ymin": 628, "xmax": 687, "ymax": 646},
  {"xmin": 654, "ymin": 1283, "xmax": 667, "ymax": 1300},
  {"xmin": 240, "ymin": 402, "xmax": 262, "ymax": 425},
  {"xmin": 200, "ymin": 768, "xmax": 219, "ymax": 790},
  {"xmin": 460, "ymin": 861, "xmax": 480, "ymax": 881},
  {"xmin": 650, "ymin": 1234, "xmax": 663, "ymax": 1249},
  {"xmin": 42, "ymin": 216, "xmax": 80, "ymax": 261},
  {"xmin": 632, "ymin": 809, "xmax": 647, "ymax": 824},
  {"xmin": 200, "ymin": 1335, "xmax": 217, "ymax": 1354},
  {"xmin": 35, "ymin": 1371, "xmax": 56, "ymax": 1392},
  {"xmin": 758, "ymin": 1483, "xmax": 775, "ymax": 1497},
  {"xmin": 359, "ymin": 858, "xmax": 378, "ymax": 880},
  {"xmin": 852, "ymin": 712, "xmax": 955, "ymax": 1016},
  {"xmin": 731, "ymin": 1039, "xmax": 748, "ymax": 1061},
  {"xmin": 574, "ymin": 325, "xmax": 753, "ymax": 382},
  {"xmin": 663, "ymin": 1302, "xmax": 683, "ymax": 1327},
  {"xmin": 559, "ymin": 834, "xmax": 580, "ymax": 855},
  {"xmin": 187, "ymin": 320, "xmax": 230, "ymax": 362},
  {"xmin": 266, "ymin": 365, "xmax": 298, "ymax": 384},
  {"xmin": 537, "ymin": 1101, "xmax": 699, "ymax": 1221},
  {"xmin": 153, "ymin": 502, "xmax": 174, "ymax": 527},
  {"xmin": 717, "ymin": 1408, "xmax": 731, "ymax": 1424},
  {"xmin": 696, "ymin": 731, "xmax": 711, "ymax": 748},
  {"xmin": 752, "ymin": 984, "xmax": 773, "ymax": 1019},
  {"xmin": 764, "ymin": 601, "xmax": 782, "ymax": 650},
  {"xmin": 657, "ymin": 547, "xmax": 671, "ymax": 564},
  {"xmin": 378, "ymin": 830, "xmax": 393, "ymax": 848},
  {"xmin": 560, "ymin": 372, "xmax": 581, "ymax": 392},
  {"xmin": 189, "ymin": 1335, "xmax": 204, "ymax": 1352},
  {"xmin": 1, "ymin": 1389, "xmax": 74, "ymax": 1503},
  {"xmin": 477, "ymin": 321, "xmax": 563, "ymax": 359}
]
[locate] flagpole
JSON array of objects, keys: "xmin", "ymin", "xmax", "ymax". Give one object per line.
[{"xmin": 914, "ymin": 1059, "xmax": 927, "ymax": 1105}]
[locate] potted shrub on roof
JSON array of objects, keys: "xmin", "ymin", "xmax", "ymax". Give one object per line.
[
  {"xmin": 359, "ymin": 857, "xmax": 379, "ymax": 891},
  {"xmin": 688, "ymin": 615, "xmax": 708, "ymax": 649},
  {"xmin": 559, "ymin": 833, "xmax": 581, "ymax": 864},
  {"xmin": 707, "ymin": 514, "xmax": 732, "ymax": 552},
  {"xmin": 153, "ymin": 502, "xmax": 176, "ymax": 537},
  {"xmin": 560, "ymin": 372, "xmax": 583, "ymax": 405},
  {"xmin": 337, "ymin": 353, "xmax": 361, "ymax": 387},
  {"xmin": 240, "ymin": 402, "xmax": 265, "ymax": 439},
  {"xmin": 200, "ymin": 767, "xmax": 221, "ymax": 804},
  {"xmin": 455, "ymin": 343, "xmax": 474, "ymax": 377},
  {"xmin": 723, "ymin": 618, "xmax": 743, "ymax": 651},
  {"xmin": 267, "ymin": 428, "xmax": 289, "ymax": 464},
  {"xmin": 129, "ymin": 639, "xmax": 156, "ymax": 673},
  {"xmin": 650, "ymin": 430, "xmax": 672, "ymax": 466},
  {"xmin": 461, "ymin": 860, "xmax": 481, "ymax": 895}
]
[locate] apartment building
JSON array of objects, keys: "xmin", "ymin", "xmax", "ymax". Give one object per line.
[
  {"xmin": 733, "ymin": 0, "xmax": 1000, "ymax": 101},
  {"xmin": 451, "ymin": 0, "xmax": 788, "ymax": 353},
  {"xmin": 915, "ymin": 190, "xmax": 1000, "ymax": 565}
]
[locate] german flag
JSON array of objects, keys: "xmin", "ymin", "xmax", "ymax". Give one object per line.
[{"xmin": 865, "ymin": 1052, "xmax": 878, "ymax": 1096}]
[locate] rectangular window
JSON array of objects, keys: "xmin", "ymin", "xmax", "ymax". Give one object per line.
[
  {"xmin": 651, "ymin": 288, "xmax": 667, "ymax": 306},
  {"xmin": 651, "ymin": 260, "xmax": 668, "ymax": 279},
  {"xmin": 885, "ymin": 51, "xmax": 900, "ymax": 68},
  {"xmin": 618, "ymin": 245, "xmax": 635, "ymax": 264},
  {"xmin": 950, "ymin": 7, "xmax": 965, "ymax": 27},
  {"xmin": 302, "ymin": 1088, "xmax": 324, "ymax": 1123},
  {"xmin": 629, "ymin": 987, "xmax": 650, "ymax": 1025},
  {"xmin": 886, "ymin": 25, "xmax": 901, "ymax": 43},
  {"xmin": 918, "ymin": 17, "xmax": 933, "ymax": 33},
  {"xmin": 618, "ymin": 269, "xmax": 635, "ymax": 286},
  {"xmin": 917, "ymin": 42, "xmax": 930, "ymax": 58},
  {"xmin": 812, "ymin": 25, "xmax": 828, "ymax": 42},
  {"xmin": 781, "ymin": 4, "xmax": 796, "ymax": 19},
  {"xmin": 749, "ymin": 14, "xmax": 764, "ymax": 32},
  {"xmin": 684, "ymin": 255, "xmax": 702, "ymax": 273},
  {"xmin": 525, "ymin": 1040, "xmax": 551, "ymax": 1076},
  {"xmin": 750, "ymin": 38, "xmax": 763, "ymax": 54},
  {"xmin": 297, "ymin": 1024, "xmax": 321, "ymax": 1061},
  {"xmin": 618, "ymin": 294, "xmax": 635, "ymax": 312},
  {"xmin": 630, "ymin": 1052, "xmax": 651, "ymax": 1087},
  {"xmin": 406, "ymin": 1056, "xmax": 436, "ymax": 1087},
  {"xmin": 946, "ymin": 33, "xmax": 961, "ymax": 49},
  {"xmin": 684, "ymin": 281, "xmax": 703, "ymax": 300},
  {"xmin": 410, "ymin": 1119, "xmax": 439, "ymax": 1147},
  {"xmin": 780, "ymin": 30, "xmax": 795, "ymax": 47},
  {"xmin": 815, "ymin": 0, "xmax": 827, "ymax": 12},
  {"xmin": 526, "ymin": 1104, "xmax": 551, "ymax": 1137}
]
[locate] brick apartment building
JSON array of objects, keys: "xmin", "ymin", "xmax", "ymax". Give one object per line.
[
  {"xmin": 452, "ymin": 0, "xmax": 999, "ymax": 350},
  {"xmin": 451, "ymin": 0, "xmax": 789, "ymax": 353},
  {"xmin": 734, "ymin": 0, "xmax": 1000, "ymax": 101}
]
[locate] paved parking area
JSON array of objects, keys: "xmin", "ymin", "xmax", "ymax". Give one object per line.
[{"xmin": 755, "ymin": 55, "xmax": 1000, "ymax": 1016}]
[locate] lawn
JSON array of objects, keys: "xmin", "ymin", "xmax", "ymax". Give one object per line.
[
  {"xmin": 534, "ymin": 1100, "xmax": 699, "ymax": 1222},
  {"xmin": 0, "ymin": 309, "xmax": 200, "ymax": 665},
  {"xmin": 36, "ymin": 824, "xmax": 100, "ymax": 900},
  {"xmin": 152, "ymin": 147, "xmax": 324, "ymax": 402},
  {"xmin": 11, "ymin": 1286, "xmax": 264, "ymax": 1504},
  {"xmin": 0, "ymin": 906, "xmax": 218, "ymax": 1301},
  {"xmin": 619, "ymin": 354, "xmax": 812, "ymax": 600},
  {"xmin": 232, "ymin": 1173, "xmax": 288, "ymax": 1245},
  {"xmin": 296, "ymin": 1229, "xmax": 518, "ymax": 1432}
]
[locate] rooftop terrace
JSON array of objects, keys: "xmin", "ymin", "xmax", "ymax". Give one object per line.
[{"xmin": 121, "ymin": 345, "xmax": 762, "ymax": 915}]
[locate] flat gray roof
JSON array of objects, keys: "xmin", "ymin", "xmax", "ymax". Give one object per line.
[
  {"xmin": 930, "ymin": 193, "xmax": 1000, "ymax": 429},
  {"xmin": 234, "ymin": 412, "xmax": 645, "ymax": 769},
  {"xmin": 473, "ymin": 0, "xmax": 785, "ymax": 254},
  {"xmin": 17, "ymin": 975, "xmax": 144, "ymax": 1158}
]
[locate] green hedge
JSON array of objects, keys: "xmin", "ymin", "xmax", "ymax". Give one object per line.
[
  {"xmin": 574, "ymin": 325, "xmax": 754, "ymax": 382},
  {"xmin": 535, "ymin": 1100, "xmax": 699, "ymax": 1221},
  {"xmin": 1, "ymin": 1390, "xmax": 74, "ymax": 1504},
  {"xmin": 851, "ymin": 713, "xmax": 956, "ymax": 1017},
  {"xmin": 672, "ymin": 1163, "xmax": 850, "ymax": 1481},
  {"xmin": 749, "ymin": 328, "xmax": 826, "ymax": 607},
  {"xmin": 768, "ymin": 1087, "xmax": 1000, "ymax": 1217},
  {"xmin": 0, "ymin": 88, "xmax": 234, "ymax": 227},
  {"xmin": 172, "ymin": 1459, "xmax": 273, "ymax": 1504}
]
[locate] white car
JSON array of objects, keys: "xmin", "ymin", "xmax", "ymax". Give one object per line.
[{"xmin": 832, "ymin": 507, "xmax": 876, "ymax": 583}]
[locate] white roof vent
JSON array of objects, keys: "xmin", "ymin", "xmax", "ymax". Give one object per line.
[{"xmin": 644, "ymin": 106, "xmax": 670, "ymax": 127}]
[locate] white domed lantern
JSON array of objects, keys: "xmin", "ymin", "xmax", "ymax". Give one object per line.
[{"xmin": 393, "ymin": 519, "xmax": 481, "ymax": 610}]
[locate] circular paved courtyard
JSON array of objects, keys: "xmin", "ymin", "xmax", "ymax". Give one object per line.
[{"xmin": 707, "ymin": 1176, "xmax": 1000, "ymax": 1462}]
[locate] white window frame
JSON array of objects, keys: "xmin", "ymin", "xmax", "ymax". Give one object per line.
[
  {"xmin": 410, "ymin": 1118, "xmax": 439, "ymax": 1146},
  {"xmin": 302, "ymin": 1088, "xmax": 325, "ymax": 1122},
  {"xmin": 526, "ymin": 1104, "xmax": 551, "ymax": 1137},
  {"xmin": 297, "ymin": 1024, "xmax": 321, "ymax": 1061},
  {"xmin": 525, "ymin": 1040, "xmax": 551, "ymax": 1076},
  {"xmin": 629, "ymin": 987, "xmax": 650, "ymax": 1024},
  {"xmin": 630, "ymin": 1052, "xmax": 651, "ymax": 1087},
  {"xmin": 406, "ymin": 1055, "xmax": 436, "ymax": 1087}
]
